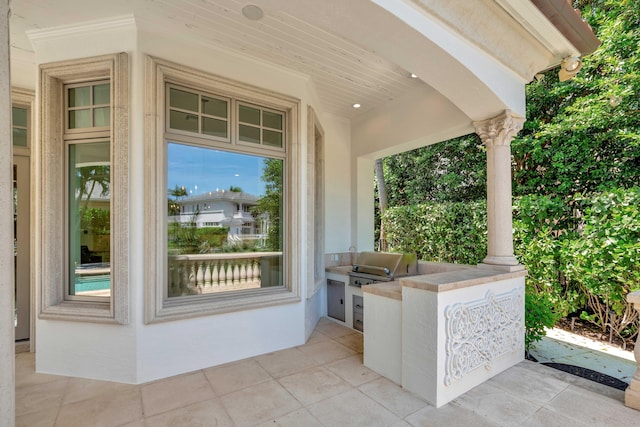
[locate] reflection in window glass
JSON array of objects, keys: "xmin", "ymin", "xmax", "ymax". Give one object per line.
[
  {"xmin": 263, "ymin": 111, "xmax": 283, "ymax": 130},
  {"xmin": 93, "ymin": 84, "xmax": 110, "ymax": 105},
  {"xmin": 12, "ymin": 107, "xmax": 27, "ymax": 127},
  {"xmin": 12, "ymin": 107, "xmax": 28, "ymax": 147},
  {"xmin": 167, "ymin": 142, "xmax": 284, "ymax": 297},
  {"xmin": 239, "ymin": 124, "xmax": 261, "ymax": 144},
  {"xmin": 93, "ymin": 107, "xmax": 110, "ymax": 127},
  {"xmin": 263, "ymin": 129, "xmax": 282, "ymax": 147},
  {"xmin": 68, "ymin": 86, "xmax": 90, "ymax": 108},
  {"xmin": 170, "ymin": 88, "xmax": 198, "ymax": 112},
  {"xmin": 68, "ymin": 141, "xmax": 111, "ymax": 298},
  {"xmin": 202, "ymin": 96, "xmax": 227, "ymax": 118},
  {"xmin": 67, "ymin": 82, "xmax": 111, "ymax": 129},
  {"xmin": 170, "ymin": 110, "xmax": 199, "ymax": 133},
  {"xmin": 203, "ymin": 117, "xmax": 227, "ymax": 138},
  {"xmin": 69, "ymin": 109, "xmax": 91, "ymax": 129},
  {"xmin": 239, "ymin": 105, "xmax": 260, "ymax": 125}
]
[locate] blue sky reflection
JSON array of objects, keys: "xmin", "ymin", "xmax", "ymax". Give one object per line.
[{"xmin": 168, "ymin": 142, "xmax": 267, "ymax": 196}]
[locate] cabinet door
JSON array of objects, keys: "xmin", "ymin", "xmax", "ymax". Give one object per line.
[
  {"xmin": 352, "ymin": 295, "xmax": 364, "ymax": 332},
  {"xmin": 327, "ymin": 279, "xmax": 345, "ymax": 321}
]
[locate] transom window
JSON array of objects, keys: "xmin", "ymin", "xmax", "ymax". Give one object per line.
[
  {"xmin": 66, "ymin": 81, "xmax": 111, "ymax": 131},
  {"xmin": 168, "ymin": 85, "xmax": 230, "ymax": 141},
  {"xmin": 238, "ymin": 103, "xmax": 284, "ymax": 148}
]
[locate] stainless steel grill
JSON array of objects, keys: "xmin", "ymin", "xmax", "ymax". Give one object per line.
[{"xmin": 349, "ymin": 252, "xmax": 417, "ymax": 287}]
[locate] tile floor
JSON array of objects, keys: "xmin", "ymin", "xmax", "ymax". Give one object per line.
[{"xmin": 15, "ymin": 317, "xmax": 640, "ymax": 426}]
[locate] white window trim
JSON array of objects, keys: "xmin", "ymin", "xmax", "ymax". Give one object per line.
[
  {"xmin": 307, "ymin": 106, "xmax": 325, "ymax": 299},
  {"xmin": 144, "ymin": 55, "xmax": 301, "ymax": 323},
  {"xmin": 39, "ymin": 53, "xmax": 129, "ymax": 324}
]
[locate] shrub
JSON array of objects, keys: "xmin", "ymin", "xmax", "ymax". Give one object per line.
[
  {"xmin": 563, "ymin": 188, "xmax": 640, "ymax": 340},
  {"xmin": 383, "ymin": 201, "xmax": 486, "ymax": 265},
  {"xmin": 384, "ymin": 189, "xmax": 640, "ymax": 347}
]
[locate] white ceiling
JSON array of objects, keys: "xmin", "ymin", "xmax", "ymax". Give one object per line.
[{"xmin": 9, "ymin": 0, "xmax": 426, "ymax": 119}]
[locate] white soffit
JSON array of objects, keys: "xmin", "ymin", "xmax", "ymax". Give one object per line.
[{"xmin": 11, "ymin": 0, "xmax": 426, "ymax": 120}]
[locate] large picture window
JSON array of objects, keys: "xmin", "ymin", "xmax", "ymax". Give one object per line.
[
  {"xmin": 145, "ymin": 56, "xmax": 300, "ymax": 322},
  {"xmin": 167, "ymin": 144, "xmax": 283, "ymax": 297}
]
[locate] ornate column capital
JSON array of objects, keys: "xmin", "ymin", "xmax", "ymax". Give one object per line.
[{"xmin": 473, "ymin": 110, "xmax": 525, "ymax": 148}]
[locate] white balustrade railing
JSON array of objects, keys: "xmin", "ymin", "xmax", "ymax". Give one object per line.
[{"xmin": 168, "ymin": 252, "xmax": 282, "ymax": 296}]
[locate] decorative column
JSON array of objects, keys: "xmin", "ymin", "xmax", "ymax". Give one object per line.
[
  {"xmin": 474, "ymin": 110, "xmax": 525, "ymax": 270},
  {"xmin": 625, "ymin": 291, "xmax": 640, "ymax": 411},
  {"xmin": 0, "ymin": 0, "xmax": 16, "ymax": 425}
]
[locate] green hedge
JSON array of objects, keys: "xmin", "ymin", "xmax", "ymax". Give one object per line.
[
  {"xmin": 383, "ymin": 201, "xmax": 487, "ymax": 265},
  {"xmin": 383, "ymin": 188, "xmax": 640, "ymax": 348}
]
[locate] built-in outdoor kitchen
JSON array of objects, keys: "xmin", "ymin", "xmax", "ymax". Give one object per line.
[{"xmin": 325, "ymin": 252, "xmax": 527, "ymax": 407}]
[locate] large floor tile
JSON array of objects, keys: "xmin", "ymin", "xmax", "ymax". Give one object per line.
[
  {"xmin": 297, "ymin": 340, "xmax": 357, "ymax": 365},
  {"xmin": 314, "ymin": 319, "xmax": 356, "ymax": 339},
  {"xmin": 307, "ymin": 388, "xmax": 401, "ymax": 427},
  {"xmin": 15, "ymin": 406, "xmax": 59, "ymax": 427},
  {"xmin": 521, "ymin": 360, "xmax": 627, "ymax": 400},
  {"xmin": 15, "ymin": 378, "xmax": 68, "ymax": 417},
  {"xmin": 520, "ymin": 407, "xmax": 588, "ymax": 427},
  {"xmin": 203, "ymin": 357, "xmax": 272, "ymax": 396},
  {"xmin": 278, "ymin": 366, "xmax": 352, "ymax": 406},
  {"xmin": 55, "ymin": 387, "xmax": 143, "ymax": 427},
  {"xmin": 254, "ymin": 347, "xmax": 319, "ymax": 378},
  {"xmin": 141, "ymin": 371, "xmax": 215, "ymax": 417},
  {"xmin": 452, "ymin": 381, "xmax": 541, "ymax": 426},
  {"xmin": 487, "ymin": 363, "xmax": 569, "ymax": 405},
  {"xmin": 359, "ymin": 377, "xmax": 429, "ymax": 418},
  {"xmin": 305, "ymin": 329, "xmax": 332, "ymax": 345},
  {"xmin": 326, "ymin": 354, "xmax": 380, "ymax": 386},
  {"xmin": 334, "ymin": 332, "xmax": 364, "ymax": 353},
  {"xmin": 220, "ymin": 379, "xmax": 301, "ymax": 426},
  {"xmin": 546, "ymin": 384, "xmax": 640, "ymax": 425},
  {"xmin": 405, "ymin": 403, "xmax": 499, "ymax": 427},
  {"xmin": 15, "ymin": 353, "xmax": 67, "ymax": 389},
  {"xmin": 144, "ymin": 397, "xmax": 234, "ymax": 427},
  {"xmin": 254, "ymin": 408, "xmax": 323, "ymax": 427},
  {"xmin": 62, "ymin": 377, "xmax": 140, "ymax": 405}
]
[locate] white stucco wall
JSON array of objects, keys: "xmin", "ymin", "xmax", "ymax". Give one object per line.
[
  {"xmin": 27, "ymin": 17, "xmax": 354, "ymax": 383},
  {"xmin": 31, "ymin": 18, "xmax": 140, "ymax": 382},
  {"xmin": 322, "ymin": 113, "xmax": 353, "ymax": 253}
]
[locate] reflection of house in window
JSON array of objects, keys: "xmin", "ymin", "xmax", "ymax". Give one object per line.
[{"xmin": 168, "ymin": 190, "xmax": 262, "ymax": 241}]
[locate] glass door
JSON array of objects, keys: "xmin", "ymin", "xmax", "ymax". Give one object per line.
[{"xmin": 14, "ymin": 156, "xmax": 30, "ymax": 341}]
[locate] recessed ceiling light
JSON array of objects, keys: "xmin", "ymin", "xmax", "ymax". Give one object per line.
[
  {"xmin": 242, "ymin": 5, "xmax": 264, "ymax": 21},
  {"xmin": 353, "ymin": 103, "xmax": 361, "ymax": 108},
  {"xmin": 410, "ymin": 73, "xmax": 418, "ymax": 78}
]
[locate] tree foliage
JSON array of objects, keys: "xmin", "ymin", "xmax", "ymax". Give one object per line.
[
  {"xmin": 383, "ymin": 135, "xmax": 486, "ymax": 205},
  {"xmin": 512, "ymin": 0, "xmax": 640, "ymax": 197},
  {"xmin": 253, "ymin": 158, "xmax": 283, "ymax": 251}
]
